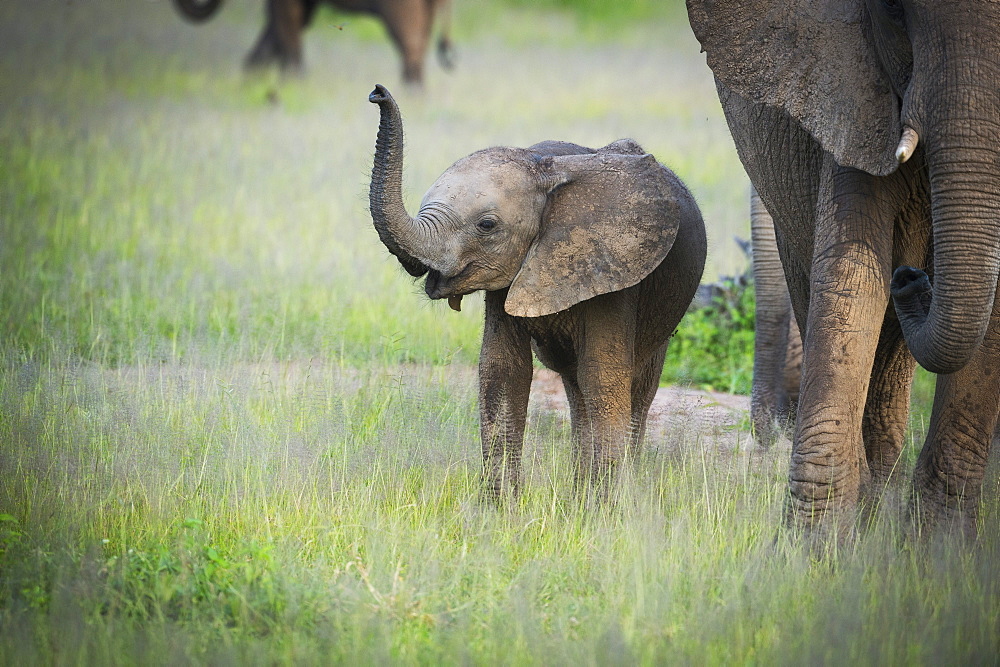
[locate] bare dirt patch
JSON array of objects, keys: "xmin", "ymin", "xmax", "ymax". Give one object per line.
[{"xmin": 528, "ymin": 367, "xmax": 753, "ymax": 449}]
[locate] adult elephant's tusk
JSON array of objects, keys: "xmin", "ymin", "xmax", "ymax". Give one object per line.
[{"xmin": 895, "ymin": 126, "xmax": 919, "ymax": 164}]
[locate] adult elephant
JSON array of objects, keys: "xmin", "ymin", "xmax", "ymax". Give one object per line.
[
  {"xmin": 688, "ymin": 0, "xmax": 1000, "ymax": 538},
  {"xmin": 750, "ymin": 187, "xmax": 801, "ymax": 447},
  {"xmin": 171, "ymin": 0, "xmax": 454, "ymax": 84}
]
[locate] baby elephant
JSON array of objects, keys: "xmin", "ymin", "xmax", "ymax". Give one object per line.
[{"xmin": 368, "ymin": 84, "xmax": 707, "ymax": 498}]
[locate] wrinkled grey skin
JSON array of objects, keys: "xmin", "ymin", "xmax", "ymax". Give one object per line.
[
  {"xmin": 172, "ymin": 0, "xmax": 454, "ymax": 83},
  {"xmin": 750, "ymin": 187, "xmax": 802, "ymax": 447},
  {"xmin": 368, "ymin": 85, "xmax": 707, "ymax": 497},
  {"xmin": 688, "ymin": 0, "xmax": 1000, "ymax": 538}
]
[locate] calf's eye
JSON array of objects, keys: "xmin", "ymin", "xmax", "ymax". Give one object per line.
[{"xmin": 477, "ymin": 217, "xmax": 497, "ymax": 232}]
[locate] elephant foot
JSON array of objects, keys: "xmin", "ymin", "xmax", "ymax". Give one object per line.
[
  {"xmin": 244, "ymin": 38, "xmax": 277, "ymax": 70},
  {"xmin": 244, "ymin": 38, "xmax": 304, "ymax": 74},
  {"xmin": 784, "ymin": 498, "xmax": 860, "ymax": 548},
  {"xmin": 401, "ymin": 63, "xmax": 425, "ymax": 88},
  {"xmin": 751, "ymin": 409, "xmax": 776, "ymax": 448},
  {"xmin": 908, "ymin": 478, "xmax": 981, "ymax": 541},
  {"xmin": 863, "ymin": 457, "xmax": 904, "ymax": 496},
  {"xmin": 785, "ymin": 460, "xmax": 864, "ymax": 543},
  {"xmin": 572, "ymin": 459, "xmax": 625, "ymax": 507},
  {"xmin": 278, "ymin": 55, "xmax": 305, "ymax": 76},
  {"xmin": 857, "ymin": 473, "xmax": 906, "ymax": 532},
  {"xmin": 481, "ymin": 457, "xmax": 522, "ymax": 505},
  {"xmin": 244, "ymin": 56, "xmax": 304, "ymax": 75},
  {"xmin": 437, "ymin": 37, "xmax": 456, "ymax": 70},
  {"xmin": 752, "ymin": 410, "xmax": 793, "ymax": 448},
  {"xmin": 908, "ymin": 428, "xmax": 991, "ymax": 540},
  {"xmin": 480, "ymin": 477, "xmax": 521, "ymax": 506}
]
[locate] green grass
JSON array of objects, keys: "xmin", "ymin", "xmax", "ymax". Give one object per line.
[
  {"xmin": 665, "ymin": 278, "xmax": 756, "ymax": 394},
  {"xmin": 1, "ymin": 356, "xmax": 997, "ymax": 663},
  {"xmin": 1, "ymin": 1, "xmax": 997, "ymax": 663}
]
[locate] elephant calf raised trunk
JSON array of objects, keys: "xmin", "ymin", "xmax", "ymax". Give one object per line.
[{"xmin": 367, "ymin": 85, "xmax": 707, "ymax": 498}]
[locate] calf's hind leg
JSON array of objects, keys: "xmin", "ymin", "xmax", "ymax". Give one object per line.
[
  {"xmin": 627, "ymin": 347, "xmax": 667, "ymax": 465},
  {"xmin": 561, "ymin": 376, "xmax": 593, "ymax": 493},
  {"xmin": 575, "ymin": 298, "xmax": 635, "ymax": 489}
]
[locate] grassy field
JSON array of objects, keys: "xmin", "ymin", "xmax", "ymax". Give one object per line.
[{"xmin": 1, "ymin": 1, "xmax": 997, "ymax": 663}]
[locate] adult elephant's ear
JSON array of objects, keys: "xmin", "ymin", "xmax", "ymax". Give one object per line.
[
  {"xmin": 505, "ymin": 153, "xmax": 684, "ymax": 318},
  {"xmin": 686, "ymin": 0, "xmax": 900, "ymax": 176}
]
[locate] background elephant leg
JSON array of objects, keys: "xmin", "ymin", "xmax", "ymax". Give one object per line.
[
  {"xmin": 479, "ymin": 292, "xmax": 533, "ymax": 502},
  {"xmin": 860, "ymin": 313, "xmax": 914, "ymax": 498},
  {"xmin": 432, "ymin": 0, "xmax": 455, "ymax": 70},
  {"xmin": 246, "ymin": 0, "xmax": 306, "ymax": 71},
  {"xmin": 788, "ymin": 164, "xmax": 895, "ymax": 535},
  {"xmin": 750, "ymin": 186, "xmax": 796, "ymax": 446},
  {"xmin": 911, "ymin": 274, "xmax": 1000, "ymax": 537},
  {"xmin": 301, "ymin": 0, "xmax": 319, "ymax": 26},
  {"xmin": 380, "ymin": 0, "xmax": 432, "ymax": 84},
  {"xmin": 627, "ymin": 347, "xmax": 666, "ymax": 466},
  {"xmin": 246, "ymin": 23, "xmax": 279, "ymax": 68},
  {"xmin": 782, "ymin": 315, "xmax": 802, "ymax": 417}
]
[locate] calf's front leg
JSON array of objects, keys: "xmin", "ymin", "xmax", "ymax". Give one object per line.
[{"xmin": 479, "ymin": 291, "xmax": 533, "ymax": 501}]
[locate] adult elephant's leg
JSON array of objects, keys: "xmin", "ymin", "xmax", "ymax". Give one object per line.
[
  {"xmin": 479, "ymin": 291, "xmax": 533, "ymax": 501},
  {"xmin": 750, "ymin": 186, "xmax": 795, "ymax": 446},
  {"xmin": 861, "ymin": 163, "xmax": 933, "ymax": 493},
  {"xmin": 788, "ymin": 161, "xmax": 896, "ymax": 536},
  {"xmin": 911, "ymin": 273, "xmax": 1000, "ymax": 537},
  {"xmin": 860, "ymin": 312, "xmax": 915, "ymax": 497},
  {"xmin": 245, "ymin": 0, "xmax": 306, "ymax": 70},
  {"xmin": 379, "ymin": 0, "xmax": 431, "ymax": 84}
]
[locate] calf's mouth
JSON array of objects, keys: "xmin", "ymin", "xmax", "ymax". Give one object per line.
[{"xmin": 424, "ymin": 269, "xmax": 469, "ymax": 311}]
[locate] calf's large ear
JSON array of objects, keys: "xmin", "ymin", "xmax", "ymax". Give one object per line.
[{"xmin": 505, "ymin": 153, "xmax": 685, "ymax": 318}]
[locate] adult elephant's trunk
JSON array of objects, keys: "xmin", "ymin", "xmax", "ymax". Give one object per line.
[
  {"xmin": 368, "ymin": 85, "xmax": 428, "ymax": 278},
  {"xmin": 171, "ymin": 0, "xmax": 224, "ymax": 23},
  {"xmin": 891, "ymin": 52, "xmax": 1000, "ymax": 374}
]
